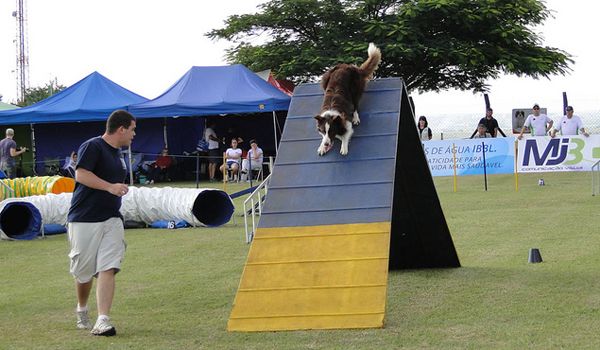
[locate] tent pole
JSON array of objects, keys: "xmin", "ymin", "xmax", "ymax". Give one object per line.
[
  {"xmin": 30, "ymin": 123, "xmax": 37, "ymax": 175},
  {"xmin": 128, "ymin": 145, "xmax": 133, "ymax": 185},
  {"xmin": 272, "ymin": 111, "xmax": 278, "ymax": 155},
  {"xmin": 163, "ymin": 117, "xmax": 168, "ymax": 148}
]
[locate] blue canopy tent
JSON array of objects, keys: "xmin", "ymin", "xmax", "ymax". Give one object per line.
[
  {"xmin": 0, "ymin": 71, "xmax": 148, "ymax": 123},
  {"xmin": 129, "ymin": 64, "xmax": 291, "ymax": 117},
  {"xmin": 0, "ymin": 72, "xmax": 157, "ymax": 175},
  {"xmin": 128, "ymin": 65, "xmax": 291, "ymax": 155}
]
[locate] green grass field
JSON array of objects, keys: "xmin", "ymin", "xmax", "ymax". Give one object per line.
[{"xmin": 1, "ymin": 172, "xmax": 598, "ymax": 349}]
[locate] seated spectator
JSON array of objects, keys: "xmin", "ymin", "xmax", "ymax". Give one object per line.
[
  {"xmin": 473, "ymin": 124, "xmax": 491, "ymax": 138},
  {"xmin": 241, "ymin": 139, "xmax": 264, "ymax": 181},
  {"xmin": 146, "ymin": 148, "xmax": 174, "ymax": 184},
  {"xmin": 61, "ymin": 151, "xmax": 77, "ymax": 177},
  {"xmin": 220, "ymin": 138, "xmax": 242, "ymax": 181}
]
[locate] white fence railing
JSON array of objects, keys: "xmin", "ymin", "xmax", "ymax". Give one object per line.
[{"xmin": 243, "ymin": 173, "xmax": 271, "ymax": 243}]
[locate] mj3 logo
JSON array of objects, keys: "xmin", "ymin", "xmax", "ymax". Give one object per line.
[{"xmin": 522, "ymin": 138, "xmax": 584, "ymax": 166}]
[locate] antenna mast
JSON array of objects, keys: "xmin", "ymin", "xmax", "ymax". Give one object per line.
[{"xmin": 12, "ymin": 0, "xmax": 30, "ymax": 103}]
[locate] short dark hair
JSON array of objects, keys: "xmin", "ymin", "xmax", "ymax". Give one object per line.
[
  {"xmin": 418, "ymin": 115, "xmax": 428, "ymax": 127},
  {"xmin": 106, "ymin": 110, "xmax": 136, "ymax": 134}
]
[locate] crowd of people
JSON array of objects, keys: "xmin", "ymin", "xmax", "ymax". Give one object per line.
[{"xmin": 417, "ymin": 103, "xmax": 591, "ymax": 142}]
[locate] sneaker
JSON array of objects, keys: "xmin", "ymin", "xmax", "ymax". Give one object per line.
[
  {"xmin": 76, "ymin": 309, "xmax": 92, "ymax": 330},
  {"xmin": 91, "ymin": 317, "xmax": 116, "ymax": 336}
]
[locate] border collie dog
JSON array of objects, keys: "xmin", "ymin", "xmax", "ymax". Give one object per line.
[{"xmin": 314, "ymin": 43, "xmax": 381, "ymax": 156}]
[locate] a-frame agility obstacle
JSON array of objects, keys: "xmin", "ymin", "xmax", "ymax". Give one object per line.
[{"xmin": 228, "ymin": 78, "xmax": 460, "ymax": 332}]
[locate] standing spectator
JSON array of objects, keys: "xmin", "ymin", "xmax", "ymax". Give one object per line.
[
  {"xmin": 205, "ymin": 120, "xmax": 220, "ymax": 182},
  {"xmin": 518, "ymin": 104, "xmax": 553, "ymax": 140},
  {"xmin": 417, "ymin": 116, "xmax": 432, "ymax": 141},
  {"xmin": 62, "ymin": 151, "xmax": 78, "ymax": 178},
  {"xmin": 551, "ymin": 106, "xmax": 589, "ymax": 138},
  {"xmin": 67, "ymin": 110, "xmax": 136, "ymax": 336},
  {"xmin": 473, "ymin": 124, "xmax": 491, "ymax": 138},
  {"xmin": 471, "ymin": 108, "xmax": 500, "ymax": 138},
  {"xmin": 241, "ymin": 139, "xmax": 264, "ymax": 181},
  {"xmin": 0, "ymin": 128, "xmax": 28, "ymax": 178}
]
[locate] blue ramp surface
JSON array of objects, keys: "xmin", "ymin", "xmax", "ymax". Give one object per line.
[{"xmin": 260, "ymin": 78, "xmax": 401, "ymax": 228}]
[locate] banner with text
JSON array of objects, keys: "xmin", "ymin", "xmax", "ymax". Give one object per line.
[
  {"xmin": 517, "ymin": 135, "xmax": 600, "ymax": 172},
  {"xmin": 423, "ymin": 138, "xmax": 515, "ymax": 177}
]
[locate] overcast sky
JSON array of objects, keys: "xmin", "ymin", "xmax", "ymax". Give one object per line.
[{"xmin": 1, "ymin": 0, "xmax": 598, "ymax": 117}]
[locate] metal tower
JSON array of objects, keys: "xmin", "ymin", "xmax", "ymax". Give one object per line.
[{"xmin": 12, "ymin": 0, "xmax": 29, "ymax": 103}]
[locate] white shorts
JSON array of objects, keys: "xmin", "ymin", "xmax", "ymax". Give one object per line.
[{"xmin": 68, "ymin": 217, "xmax": 126, "ymax": 283}]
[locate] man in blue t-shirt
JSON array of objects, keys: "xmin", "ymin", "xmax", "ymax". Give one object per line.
[{"xmin": 67, "ymin": 110, "xmax": 136, "ymax": 336}]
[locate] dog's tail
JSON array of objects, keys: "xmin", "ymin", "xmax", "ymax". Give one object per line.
[{"xmin": 359, "ymin": 43, "xmax": 382, "ymax": 80}]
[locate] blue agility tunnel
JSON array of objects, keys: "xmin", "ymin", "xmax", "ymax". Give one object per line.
[{"xmin": 0, "ymin": 202, "xmax": 42, "ymax": 240}]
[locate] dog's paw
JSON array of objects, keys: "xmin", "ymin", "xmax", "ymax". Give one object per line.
[
  {"xmin": 352, "ymin": 111, "xmax": 360, "ymax": 126},
  {"xmin": 318, "ymin": 146, "xmax": 326, "ymax": 156},
  {"xmin": 340, "ymin": 147, "xmax": 348, "ymax": 156}
]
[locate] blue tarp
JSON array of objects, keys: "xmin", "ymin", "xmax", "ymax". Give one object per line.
[
  {"xmin": 0, "ymin": 71, "xmax": 148, "ymax": 125},
  {"xmin": 128, "ymin": 65, "xmax": 291, "ymax": 117}
]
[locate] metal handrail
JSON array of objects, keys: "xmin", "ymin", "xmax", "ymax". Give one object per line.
[
  {"xmin": 243, "ymin": 173, "xmax": 271, "ymax": 243},
  {"xmin": 592, "ymin": 159, "xmax": 600, "ymax": 196}
]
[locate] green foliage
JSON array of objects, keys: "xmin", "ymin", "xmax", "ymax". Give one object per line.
[
  {"xmin": 207, "ymin": 0, "xmax": 573, "ymax": 92},
  {"xmin": 1, "ymin": 174, "xmax": 600, "ymax": 349},
  {"xmin": 17, "ymin": 79, "xmax": 66, "ymax": 107}
]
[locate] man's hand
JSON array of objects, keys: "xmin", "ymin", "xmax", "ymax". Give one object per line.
[{"xmin": 108, "ymin": 183, "xmax": 129, "ymax": 197}]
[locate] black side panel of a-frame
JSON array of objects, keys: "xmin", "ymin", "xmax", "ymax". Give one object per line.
[{"xmin": 389, "ymin": 86, "xmax": 461, "ymax": 270}]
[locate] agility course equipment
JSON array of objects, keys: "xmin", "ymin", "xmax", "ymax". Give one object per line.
[
  {"xmin": 0, "ymin": 176, "xmax": 75, "ymax": 200},
  {"xmin": 228, "ymin": 78, "xmax": 459, "ymax": 332},
  {"xmin": 0, "ymin": 187, "xmax": 234, "ymax": 240}
]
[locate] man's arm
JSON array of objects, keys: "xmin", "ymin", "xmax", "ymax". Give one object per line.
[
  {"xmin": 518, "ymin": 116, "xmax": 531, "ymax": 140},
  {"xmin": 9, "ymin": 147, "xmax": 27, "ymax": 157},
  {"xmin": 76, "ymin": 168, "xmax": 129, "ymax": 197},
  {"xmin": 546, "ymin": 119, "xmax": 554, "ymax": 133}
]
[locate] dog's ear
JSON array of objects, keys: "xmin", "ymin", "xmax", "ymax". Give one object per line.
[{"xmin": 314, "ymin": 115, "xmax": 324, "ymax": 123}]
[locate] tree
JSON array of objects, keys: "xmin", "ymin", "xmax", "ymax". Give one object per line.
[
  {"xmin": 17, "ymin": 79, "xmax": 65, "ymax": 107},
  {"xmin": 207, "ymin": 0, "xmax": 573, "ymax": 93}
]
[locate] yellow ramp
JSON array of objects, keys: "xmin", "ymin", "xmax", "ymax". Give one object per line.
[{"xmin": 228, "ymin": 222, "xmax": 390, "ymax": 331}]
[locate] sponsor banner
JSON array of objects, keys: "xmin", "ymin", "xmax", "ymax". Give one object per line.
[
  {"xmin": 517, "ymin": 135, "xmax": 600, "ymax": 172},
  {"xmin": 423, "ymin": 138, "xmax": 515, "ymax": 177}
]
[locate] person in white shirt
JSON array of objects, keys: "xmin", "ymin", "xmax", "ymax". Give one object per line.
[
  {"xmin": 518, "ymin": 103, "xmax": 553, "ymax": 140},
  {"xmin": 204, "ymin": 121, "xmax": 220, "ymax": 182},
  {"xmin": 241, "ymin": 139, "xmax": 264, "ymax": 181},
  {"xmin": 417, "ymin": 116, "xmax": 432, "ymax": 141},
  {"xmin": 551, "ymin": 106, "xmax": 589, "ymax": 138},
  {"xmin": 219, "ymin": 138, "xmax": 242, "ymax": 181}
]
